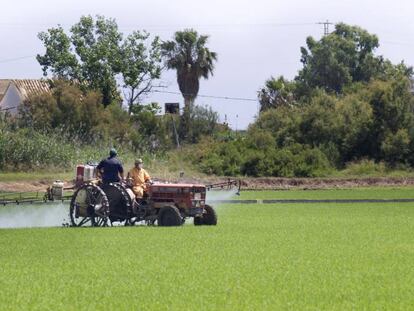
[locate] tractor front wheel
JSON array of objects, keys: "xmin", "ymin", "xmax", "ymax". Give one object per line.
[
  {"xmin": 194, "ymin": 216, "xmax": 203, "ymax": 226},
  {"xmin": 158, "ymin": 206, "xmax": 182, "ymax": 227},
  {"xmin": 194, "ymin": 205, "xmax": 217, "ymax": 226}
]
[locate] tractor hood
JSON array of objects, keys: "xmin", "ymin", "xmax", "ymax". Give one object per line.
[{"xmin": 152, "ymin": 183, "xmax": 205, "ymax": 188}]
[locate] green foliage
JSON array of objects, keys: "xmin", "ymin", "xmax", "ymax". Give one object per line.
[
  {"xmin": 198, "ymin": 140, "xmax": 243, "ymax": 176},
  {"xmin": 341, "ymin": 159, "xmax": 387, "ymax": 176},
  {"xmin": 161, "ymin": 29, "xmax": 217, "ymax": 105},
  {"xmin": 36, "ymin": 26, "xmax": 79, "ymax": 79},
  {"xmin": 129, "ymin": 103, "xmax": 175, "ymax": 152},
  {"xmin": 37, "ymin": 16, "xmax": 122, "ymax": 105},
  {"xmin": 0, "ymin": 80, "xmax": 182, "ymax": 170},
  {"xmin": 194, "ymin": 56, "xmax": 414, "ymax": 177},
  {"xmin": 241, "ymin": 145, "xmax": 330, "ymax": 177},
  {"xmin": 19, "ymin": 82, "xmax": 103, "ymax": 138},
  {"xmin": 258, "ymin": 76, "xmax": 297, "ymax": 112},
  {"xmin": 121, "ymin": 31, "xmax": 162, "ymax": 111},
  {"xmin": 251, "ymin": 106, "xmax": 301, "ymax": 147},
  {"xmin": 252, "ymin": 48, "xmax": 414, "ymax": 175},
  {"xmin": 18, "ymin": 20, "xmax": 414, "ymax": 178},
  {"xmin": 184, "ymin": 105, "xmax": 220, "ymax": 143},
  {"xmin": 296, "ymin": 23, "xmax": 383, "ymax": 95},
  {"xmin": 381, "ymin": 129, "xmax": 410, "ymax": 165},
  {"xmin": 37, "ymin": 15, "xmax": 162, "ymax": 107},
  {"xmin": 0, "ymin": 128, "xmax": 106, "ymax": 170},
  {"xmin": 190, "ymin": 137, "xmax": 331, "ymax": 177},
  {"xmin": 17, "ymin": 81, "xmax": 179, "ymax": 154},
  {"xmin": 161, "ymin": 29, "xmax": 217, "ymax": 139},
  {"xmin": 94, "ymin": 103, "xmax": 133, "ymax": 145}
]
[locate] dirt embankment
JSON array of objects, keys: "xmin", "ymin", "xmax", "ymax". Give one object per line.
[
  {"xmin": 2, "ymin": 176, "xmax": 414, "ymax": 193},
  {"xmin": 0, "ymin": 180, "xmax": 51, "ymax": 193}
]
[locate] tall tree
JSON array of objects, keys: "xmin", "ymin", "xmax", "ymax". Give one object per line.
[
  {"xmin": 37, "ymin": 27, "xmax": 80, "ymax": 79},
  {"xmin": 296, "ymin": 23, "xmax": 383, "ymax": 95},
  {"xmin": 161, "ymin": 29, "xmax": 217, "ymax": 109},
  {"xmin": 38, "ymin": 15, "xmax": 123, "ymax": 106},
  {"xmin": 37, "ymin": 15, "xmax": 163, "ymax": 107},
  {"xmin": 120, "ymin": 31, "xmax": 163, "ymax": 113},
  {"xmin": 70, "ymin": 15, "xmax": 123, "ymax": 106}
]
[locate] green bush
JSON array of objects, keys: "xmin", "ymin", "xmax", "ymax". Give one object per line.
[
  {"xmin": 193, "ymin": 139, "xmax": 331, "ymax": 177},
  {"xmin": 198, "ymin": 140, "xmax": 243, "ymax": 176},
  {"xmin": 199, "ymin": 153, "xmax": 224, "ymax": 175},
  {"xmin": 293, "ymin": 147, "xmax": 331, "ymax": 177},
  {"xmin": 0, "ymin": 128, "xmax": 135, "ymax": 170},
  {"xmin": 342, "ymin": 159, "xmax": 387, "ymax": 176},
  {"xmin": 381, "ymin": 129, "xmax": 410, "ymax": 165},
  {"xmin": 241, "ymin": 150, "xmax": 266, "ymax": 177}
]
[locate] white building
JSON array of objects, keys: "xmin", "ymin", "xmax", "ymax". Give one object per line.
[{"xmin": 0, "ymin": 79, "xmax": 51, "ymax": 115}]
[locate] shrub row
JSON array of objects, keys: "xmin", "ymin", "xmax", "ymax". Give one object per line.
[
  {"xmin": 188, "ymin": 139, "xmax": 331, "ymax": 177},
  {"xmin": 0, "ymin": 128, "xmax": 132, "ymax": 170}
]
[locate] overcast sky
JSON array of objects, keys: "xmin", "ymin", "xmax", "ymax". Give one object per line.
[{"xmin": 1, "ymin": 0, "xmax": 413, "ymax": 129}]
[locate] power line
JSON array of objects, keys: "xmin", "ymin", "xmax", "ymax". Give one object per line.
[
  {"xmin": 153, "ymin": 90, "xmax": 257, "ymax": 102},
  {"xmin": 0, "ymin": 55, "xmax": 36, "ymax": 64},
  {"xmin": 382, "ymin": 40, "xmax": 414, "ymax": 47},
  {"xmin": 0, "ymin": 21, "xmax": 317, "ymax": 28},
  {"xmin": 0, "ymin": 106, "xmax": 17, "ymax": 112}
]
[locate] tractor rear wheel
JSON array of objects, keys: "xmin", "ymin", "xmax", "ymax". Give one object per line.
[
  {"xmin": 69, "ymin": 183, "xmax": 109, "ymax": 227},
  {"xmin": 158, "ymin": 206, "xmax": 182, "ymax": 226},
  {"xmin": 194, "ymin": 205, "xmax": 217, "ymax": 226}
]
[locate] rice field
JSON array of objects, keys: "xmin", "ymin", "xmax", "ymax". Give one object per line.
[{"xmin": 1, "ymin": 188, "xmax": 414, "ymax": 310}]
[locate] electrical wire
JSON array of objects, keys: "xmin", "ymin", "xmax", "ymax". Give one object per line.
[
  {"xmin": 0, "ymin": 106, "xmax": 17, "ymax": 112},
  {"xmin": 0, "ymin": 55, "xmax": 36, "ymax": 64},
  {"xmin": 153, "ymin": 90, "xmax": 257, "ymax": 102},
  {"xmin": 0, "ymin": 21, "xmax": 317, "ymax": 28}
]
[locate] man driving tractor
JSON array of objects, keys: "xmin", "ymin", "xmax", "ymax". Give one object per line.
[
  {"xmin": 127, "ymin": 159, "xmax": 152, "ymax": 198},
  {"xmin": 97, "ymin": 148, "xmax": 124, "ymax": 184}
]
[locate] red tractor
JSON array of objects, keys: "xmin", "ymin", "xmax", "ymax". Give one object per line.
[{"xmin": 68, "ymin": 177, "xmax": 239, "ymax": 227}]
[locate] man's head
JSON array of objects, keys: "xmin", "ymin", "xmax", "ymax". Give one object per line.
[
  {"xmin": 109, "ymin": 148, "xmax": 118, "ymax": 158},
  {"xmin": 135, "ymin": 158, "xmax": 143, "ymax": 169}
]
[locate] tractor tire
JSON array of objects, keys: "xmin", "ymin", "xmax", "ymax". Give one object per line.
[
  {"xmin": 69, "ymin": 183, "xmax": 109, "ymax": 227},
  {"xmin": 194, "ymin": 205, "xmax": 217, "ymax": 226},
  {"xmin": 193, "ymin": 216, "xmax": 203, "ymax": 226},
  {"xmin": 202, "ymin": 205, "xmax": 217, "ymax": 226},
  {"xmin": 158, "ymin": 206, "xmax": 182, "ymax": 227}
]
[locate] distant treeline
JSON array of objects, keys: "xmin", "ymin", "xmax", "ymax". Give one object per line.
[
  {"xmin": 0, "ymin": 81, "xmax": 219, "ymax": 170},
  {"xmin": 2, "ymin": 22, "xmax": 414, "ymax": 178},
  {"xmin": 186, "ymin": 23, "xmax": 414, "ymax": 177}
]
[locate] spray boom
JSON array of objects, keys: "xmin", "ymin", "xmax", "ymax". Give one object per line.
[{"xmin": 205, "ymin": 179, "xmax": 241, "ymax": 195}]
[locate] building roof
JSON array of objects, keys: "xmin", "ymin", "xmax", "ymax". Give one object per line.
[
  {"xmin": 0, "ymin": 80, "xmax": 10, "ymax": 101},
  {"xmin": 0, "ymin": 79, "xmax": 51, "ymax": 101}
]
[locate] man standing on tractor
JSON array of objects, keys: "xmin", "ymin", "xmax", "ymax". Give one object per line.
[
  {"xmin": 97, "ymin": 148, "xmax": 124, "ymax": 184},
  {"xmin": 127, "ymin": 159, "xmax": 152, "ymax": 198}
]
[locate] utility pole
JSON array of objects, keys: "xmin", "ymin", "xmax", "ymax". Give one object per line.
[
  {"xmin": 317, "ymin": 20, "xmax": 333, "ymax": 36},
  {"xmin": 171, "ymin": 114, "xmax": 180, "ymax": 149}
]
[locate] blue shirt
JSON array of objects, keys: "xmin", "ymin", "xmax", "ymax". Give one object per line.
[{"xmin": 97, "ymin": 156, "xmax": 124, "ymax": 184}]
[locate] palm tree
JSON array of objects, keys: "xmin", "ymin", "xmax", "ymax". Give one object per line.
[{"xmin": 161, "ymin": 29, "xmax": 217, "ymax": 110}]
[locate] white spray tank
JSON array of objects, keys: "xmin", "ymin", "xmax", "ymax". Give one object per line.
[
  {"xmin": 52, "ymin": 180, "xmax": 64, "ymax": 200},
  {"xmin": 83, "ymin": 164, "xmax": 97, "ymax": 181},
  {"xmin": 76, "ymin": 163, "xmax": 98, "ymax": 185}
]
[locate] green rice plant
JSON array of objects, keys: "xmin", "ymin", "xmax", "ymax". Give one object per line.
[{"xmin": 1, "ymin": 194, "xmax": 414, "ymax": 310}]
